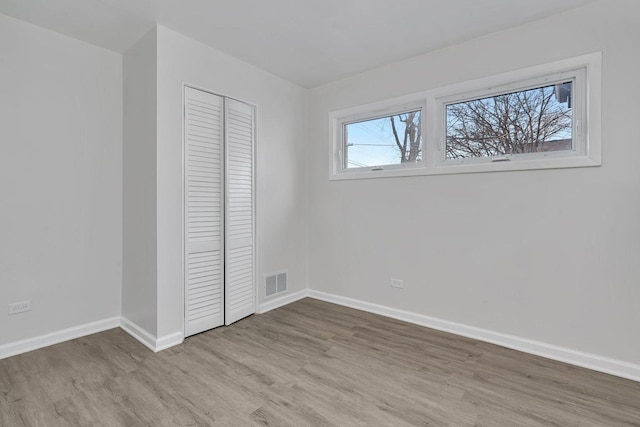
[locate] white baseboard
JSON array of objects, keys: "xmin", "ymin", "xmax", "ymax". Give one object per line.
[
  {"xmin": 156, "ymin": 332, "xmax": 184, "ymax": 352},
  {"xmin": 4, "ymin": 291, "xmax": 637, "ymax": 383},
  {"xmin": 119, "ymin": 317, "xmax": 157, "ymax": 351},
  {"xmin": 307, "ymin": 290, "xmax": 640, "ymax": 383},
  {"xmin": 258, "ymin": 289, "xmax": 309, "ymax": 314},
  {"xmin": 120, "ymin": 317, "xmax": 183, "ymax": 352},
  {"xmin": 0, "ymin": 317, "xmax": 120, "ymax": 360}
]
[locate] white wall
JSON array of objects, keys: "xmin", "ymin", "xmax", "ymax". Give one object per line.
[
  {"xmin": 0, "ymin": 14, "xmax": 122, "ymax": 345},
  {"xmin": 307, "ymin": 0, "xmax": 640, "ymax": 366},
  {"xmin": 155, "ymin": 27, "xmax": 309, "ymax": 338},
  {"xmin": 122, "ymin": 28, "xmax": 158, "ymax": 336}
]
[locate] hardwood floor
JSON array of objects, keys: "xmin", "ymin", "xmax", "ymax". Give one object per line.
[{"xmin": 2, "ymin": 298, "xmax": 640, "ymax": 426}]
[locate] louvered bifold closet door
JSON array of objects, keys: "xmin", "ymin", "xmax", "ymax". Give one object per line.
[
  {"xmin": 184, "ymin": 87, "xmax": 225, "ymax": 336},
  {"xmin": 225, "ymin": 99, "xmax": 256, "ymax": 325}
]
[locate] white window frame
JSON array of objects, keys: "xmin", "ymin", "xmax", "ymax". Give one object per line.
[
  {"xmin": 329, "ymin": 52, "xmax": 601, "ymax": 180},
  {"xmin": 329, "ymin": 98, "xmax": 427, "ymax": 179}
]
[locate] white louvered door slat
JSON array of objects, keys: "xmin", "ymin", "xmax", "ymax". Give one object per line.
[
  {"xmin": 184, "ymin": 87, "xmax": 225, "ymax": 336},
  {"xmin": 225, "ymin": 98, "xmax": 256, "ymax": 325}
]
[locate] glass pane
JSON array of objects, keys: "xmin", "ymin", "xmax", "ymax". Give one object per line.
[
  {"xmin": 344, "ymin": 110, "xmax": 422, "ymax": 169},
  {"xmin": 446, "ymin": 81, "xmax": 573, "ymax": 159}
]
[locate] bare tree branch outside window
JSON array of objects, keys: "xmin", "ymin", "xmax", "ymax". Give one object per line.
[
  {"xmin": 390, "ymin": 111, "xmax": 422, "ymax": 163},
  {"xmin": 446, "ymin": 82, "xmax": 573, "ymax": 159},
  {"xmin": 345, "ymin": 110, "xmax": 422, "ymax": 168}
]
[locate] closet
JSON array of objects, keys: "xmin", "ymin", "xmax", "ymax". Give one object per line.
[{"xmin": 183, "ymin": 86, "xmax": 256, "ymax": 337}]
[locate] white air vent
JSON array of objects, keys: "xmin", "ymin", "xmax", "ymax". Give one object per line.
[
  {"xmin": 266, "ymin": 274, "xmax": 277, "ymax": 296},
  {"xmin": 276, "ymin": 272, "xmax": 287, "ymax": 293},
  {"xmin": 265, "ymin": 271, "xmax": 287, "ymax": 297}
]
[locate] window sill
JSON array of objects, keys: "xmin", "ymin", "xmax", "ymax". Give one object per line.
[{"xmin": 329, "ymin": 155, "xmax": 601, "ymax": 181}]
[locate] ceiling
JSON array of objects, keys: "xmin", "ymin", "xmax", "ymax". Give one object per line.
[{"xmin": 0, "ymin": 0, "xmax": 595, "ymax": 88}]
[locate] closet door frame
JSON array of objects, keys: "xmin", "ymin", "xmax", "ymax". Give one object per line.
[{"xmin": 182, "ymin": 83, "xmax": 258, "ymax": 337}]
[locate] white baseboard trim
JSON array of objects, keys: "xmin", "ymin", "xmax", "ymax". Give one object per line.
[
  {"xmin": 156, "ymin": 332, "xmax": 184, "ymax": 352},
  {"xmin": 0, "ymin": 317, "xmax": 120, "ymax": 360},
  {"xmin": 119, "ymin": 317, "xmax": 157, "ymax": 351},
  {"xmin": 119, "ymin": 317, "xmax": 183, "ymax": 352},
  {"xmin": 307, "ymin": 290, "xmax": 640, "ymax": 383},
  {"xmin": 4, "ymin": 292, "xmax": 637, "ymax": 383},
  {"xmin": 258, "ymin": 289, "xmax": 309, "ymax": 314}
]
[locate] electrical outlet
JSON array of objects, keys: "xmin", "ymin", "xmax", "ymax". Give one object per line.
[
  {"xmin": 391, "ymin": 279, "xmax": 404, "ymax": 289},
  {"xmin": 8, "ymin": 300, "xmax": 31, "ymax": 315}
]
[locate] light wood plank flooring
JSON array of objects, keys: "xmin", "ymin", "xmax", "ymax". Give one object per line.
[{"xmin": 1, "ymin": 298, "xmax": 640, "ymax": 426}]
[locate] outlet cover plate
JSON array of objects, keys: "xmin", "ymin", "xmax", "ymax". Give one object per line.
[
  {"xmin": 391, "ymin": 279, "xmax": 404, "ymax": 289},
  {"xmin": 8, "ymin": 300, "xmax": 31, "ymax": 315}
]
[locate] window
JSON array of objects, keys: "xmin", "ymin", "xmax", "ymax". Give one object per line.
[
  {"xmin": 446, "ymin": 81, "xmax": 574, "ymax": 160},
  {"xmin": 436, "ymin": 67, "xmax": 587, "ymax": 169},
  {"xmin": 330, "ymin": 101, "xmax": 426, "ymax": 176},
  {"xmin": 329, "ymin": 53, "xmax": 601, "ymax": 180},
  {"xmin": 344, "ymin": 109, "xmax": 422, "ymax": 169}
]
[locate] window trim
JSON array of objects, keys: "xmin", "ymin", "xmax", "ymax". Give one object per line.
[{"xmin": 329, "ymin": 52, "xmax": 601, "ymax": 180}]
